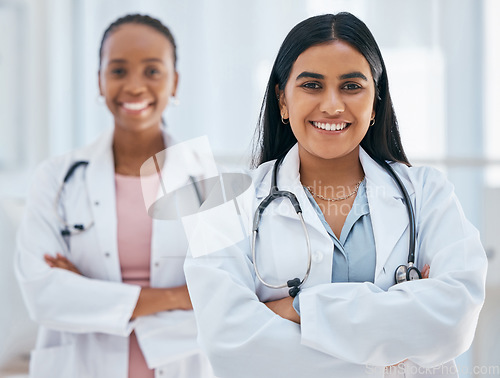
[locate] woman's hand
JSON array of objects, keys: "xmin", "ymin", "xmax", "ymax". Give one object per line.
[
  {"xmin": 264, "ymin": 265, "xmax": 429, "ymax": 326},
  {"xmin": 43, "ymin": 253, "xmax": 193, "ymax": 319},
  {"xmin": 265, "ymin": 296, "xmax": 300, "ymax": 324},
  {"xmin": 165, "ymin": 285, "xmax": 193, "ymax": 311},
  {"xmin": 44, "ymin": 253, "xmax": 82, "ymax": 275},
  {"xmin": 131, "ymin": 285, "xmax": 193, "ymax": 319},
  {"xmin": 386, "ymin": 264, "xmax": 430, "ymax": 368},
  {"xmin": 421, "ymin": 264, "xmax": 430, "ymax": 279}
]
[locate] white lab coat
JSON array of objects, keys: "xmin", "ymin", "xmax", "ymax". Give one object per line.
[
  {"xmin": 184, "ymin": 144, "xmax": 487, "ymax": 378},
  {"xmin": 15, "ymin": 129, "xmax": 215, "ymax": 378}
]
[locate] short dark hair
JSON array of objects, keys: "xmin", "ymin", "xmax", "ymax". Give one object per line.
[
  {"xmin": 253, "ymin": 12, "xmax": 409, "ymax": 167},
  {"xmin": 98, "ymin": 14, "xmax": 177, "ymax": 69}
]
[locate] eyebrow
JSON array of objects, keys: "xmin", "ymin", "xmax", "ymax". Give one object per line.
[
  {"xmin": 296, "ymin": 72, "xmax": 324, "ymax": 80},
  {"xmin": 109, "ymin": 59, "xmax": 127, "ymax": 64},
  {"xmin": 142, "ymin": 58, "xmax": 164, "ymax": 64},
  {"xmin": 339, "ymin": 72, "xmax": 368, "ymax": 81},
  {"xmin": 295, "ymin": 71, "xmax": 368, "ymax": 81},
  {"xmin": 108, "ymin": 58, "xmax": 165, "ymax": 64}
]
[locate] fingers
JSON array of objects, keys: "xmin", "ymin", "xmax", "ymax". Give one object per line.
[
  {"xmin": 43, "ymin": 253, "xmax": 80, "ymax": 274},
  {"xmin": 44, "ymin": 253, "xmax": 67, "ymax": 268},
  {"xmin": 44, "ymin": 254, "xmax": 58, "ymax": 267},
  {"xmin": 421, "ymin": 264, "xmax": 430, "ymax": 279}
]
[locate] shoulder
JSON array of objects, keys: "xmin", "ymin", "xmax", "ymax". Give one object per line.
[
  {"xmin": 392, "ymin": 163, "xmax": 453, "ymax": 198},
  {"xmin": 390, "ymin": 163, "xmax": 459, "ymax": 221},
  {"xmin": 249, "ymin": 160, "xmax": 275, "ymax": 197},
  {"xmin": 33, "ymin": 130, "xmax": 112, "ymax": 185}
]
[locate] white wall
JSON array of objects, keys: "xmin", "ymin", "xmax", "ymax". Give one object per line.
[{"xmin": 0, "ymin": 0, "xmax": 498, "ymax": 376}]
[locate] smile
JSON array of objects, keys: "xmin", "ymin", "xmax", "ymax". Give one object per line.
[
  {"xmin": 121, "ymin": 101, "xmax": 150, "ymax": 111},
  {"xmin": 311, "ymin": 121, "xmax": 349, "ymax": 131}
]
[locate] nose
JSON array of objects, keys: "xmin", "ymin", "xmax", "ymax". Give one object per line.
[
  {"xmin": 123, "ymin": 73, "xmax": 146, "ymax": 95},
  {"xmin": 319, "ymin": 88, "xmax": 344, "ymax": 115}
]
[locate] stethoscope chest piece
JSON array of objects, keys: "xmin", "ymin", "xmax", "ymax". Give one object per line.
[{"xmin": 395, "ymin": 263, "xmax": 422, "ymax": 284}]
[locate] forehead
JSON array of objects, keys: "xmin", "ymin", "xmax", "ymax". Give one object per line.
[
  {"xmin": 291, "ymin": 40, "xmax": 373, "ymax": 80},
  {"xmin": 101, "ymin": 23, "xmax": 173, "ymax": 60}
]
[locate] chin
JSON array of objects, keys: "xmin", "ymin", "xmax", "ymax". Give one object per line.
[
  {"xmin": 304, "ymin": 143, "xmax": 359, "ymax": 162},
  {"xmin": 116, "ymin": 120, "xmax": 158, "ymax": 132}
]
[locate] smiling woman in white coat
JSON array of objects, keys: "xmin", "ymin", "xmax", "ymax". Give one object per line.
[
  {"xmin": 184, "ymin": 12, "xmax": 488, "ymax": 378},
  {"xmin": 15, "ymin": 14, "xmax": 214, "ymax": 378}
]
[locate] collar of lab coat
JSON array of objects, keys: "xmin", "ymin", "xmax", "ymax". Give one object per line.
[
  {"xmin": 78, "ymin": 128, "xmax": 205, "ymax": 282},
  {"xmin": 255, "ymin": 143, "xmax": 415, "ymax": 280}
]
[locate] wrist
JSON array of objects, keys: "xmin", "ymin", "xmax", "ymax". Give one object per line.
[{"xmin": 163, "ymin": 287, "xmax": 178, "ymax": 311}]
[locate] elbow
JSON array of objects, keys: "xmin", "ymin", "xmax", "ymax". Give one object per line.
[
  {"xmin": 195, "ymin": 333, "xmax": 244, "ymax": 377},
  {"xmin": 412, "ymin": 301, "xmax": 483, "ymax": 368}
]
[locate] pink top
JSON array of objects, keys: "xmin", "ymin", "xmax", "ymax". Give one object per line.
[{"xmin": 115, "ymin": 173, "xmax": 158, "ymax": 378}]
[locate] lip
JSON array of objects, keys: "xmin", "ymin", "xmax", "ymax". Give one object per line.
[
  {"xmin": 309, "ymin": 120, "xmax": 351, "ymax": 133},
  {"xmin": 119, "ymin": 100, "xmax": 153, "ymax": 114}
]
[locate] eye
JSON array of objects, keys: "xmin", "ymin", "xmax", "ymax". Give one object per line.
[
  {"xmin": 342, "ymin": 82, "xmax": 362, "ymax": 91},
  {"xmin": 110, "ymin": 67, "xmax": 125, "ymax": 76},
  {"xmin": 301, "ymin": 81, "xmax": 322, "ymax": 90},
  {"xmin": 145, "ymin": 66, "xmax": 162, "ymax": 77}
]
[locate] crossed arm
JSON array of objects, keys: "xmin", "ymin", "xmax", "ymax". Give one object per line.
[
  {"xmin": 264, "ymin": 264, "xmax": 430, "ymax": 324},
  {"xmin": 44, "ymin": 253, "xmax": 192, "ymax": 319}
]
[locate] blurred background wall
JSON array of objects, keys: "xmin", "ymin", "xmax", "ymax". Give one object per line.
[{"xmin": 0, "ymin": 0, "xmax": 498, "ymax": 376}]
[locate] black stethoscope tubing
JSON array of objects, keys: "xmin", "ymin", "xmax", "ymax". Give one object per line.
[
  {"xmin": 252, "ymin": 157, "xmax": 312, "ymax": 297},
  {"xmin": 252, "ymin": 155, "xmax": 420, "ymax": 297},
  {"xmin": 55, "ymin": 161, "xmax": 94, "ymax": 237},
  {"xmin": 56, "ymin": 160, "xmax": 205, "ymax": 238}
]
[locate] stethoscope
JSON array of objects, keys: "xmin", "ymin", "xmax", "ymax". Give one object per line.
[
  {"xmin": 252, "ymin": 155, "xmax": 421, "ymax": 298},
  {"xmin": 55, "ymin": 159, "xmax": 204, "ymax": 238},
  {"xmin": 55, "ymin": 161, "xmax": 94, "ymax": 237}
]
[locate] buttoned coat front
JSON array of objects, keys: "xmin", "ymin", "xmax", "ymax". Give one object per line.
[{"xmin": 15, "ymin": 130, "xmax": 215, "ymax": 378}]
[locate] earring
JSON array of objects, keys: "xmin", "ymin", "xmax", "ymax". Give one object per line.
[
  {"xmin": 281, "ymin": 114, "xmax": 289, "ymax": 125},
  {"xmin": 96, "ymin": 95, "xmax": 105, "ymax": 105},
  {"xmin": 369, "ymin": 117, "xmax": 375, "ymax": 126},
  {"xmin": 171, "ymin": 96, "xmax": 180, "ymax": 106}
]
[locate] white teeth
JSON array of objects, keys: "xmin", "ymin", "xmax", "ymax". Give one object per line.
[
  {"xmin": 122, "ymin": 101, "xmax": 149, "ymax": 111},
  {"xmin": 312, "ymin": 121, "xmax": 347, "ymax": 131}
]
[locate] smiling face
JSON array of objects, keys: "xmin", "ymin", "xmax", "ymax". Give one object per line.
[
  {"xmin": 278, "ymin": 40, "xmax": 375, "ymax": 165},
  {"xmin": 99, "ymin": 23, "xmax": 178, "ymax": 133}
]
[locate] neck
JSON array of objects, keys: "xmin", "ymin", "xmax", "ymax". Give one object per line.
[
  {"xmin": 112, "ymin": 125, "xmax": 166, "ymax": 176},
  {"xmin": 298, "ymin": 146, "xmax": 364, "ymax": 189}
]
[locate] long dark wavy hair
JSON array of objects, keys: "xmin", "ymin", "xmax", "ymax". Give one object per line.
[{"xmin": 253, "ymin": 12, "xmax": 410, "ymax": 167}]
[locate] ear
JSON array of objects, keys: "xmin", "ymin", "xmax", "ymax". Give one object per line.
[
  {"xmin": 98, "ymin": 72, "xmax": 103, "ymax": 96},
  {"xmin": 172, "ymin": 71, "xmax": 179, "ymax": 98},
  {"xmin": 371, "ymin": 109, "xmax": 375, "ymax": 120},
  {"xmin": 275, "ymin": 84, "xmax": 288, "ymax": 119}
]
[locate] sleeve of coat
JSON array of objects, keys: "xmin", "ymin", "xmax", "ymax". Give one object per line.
[
  {"xmin": 297, "ymin": 167, "xmax": 488, "ymax": 367},
  {"xmin": 133, "ymin": 310, "xmax": 200, "ymax": 368},
  {"xmin": 14, "ymin": 159, "xmax": 141, "ymax": 336},
  {"xmin": 183, "ymin": 192, "xmax": 376, "ymax": 378}
]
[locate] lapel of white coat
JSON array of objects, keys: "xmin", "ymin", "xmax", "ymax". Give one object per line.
[
  {"xmin": 85, "ymin": 130, "xmax": 122, "ymax": 282},
  {"xmin": 255, "ymin": 144, "xmax": 333, "ymax": 239},
  {"xmin": 149, "ymin": 134, "xmax": 220, "ymax": 283},
  {"xmin": 359, "ymin": 148, "xmax": 413, "ymax": 280}
]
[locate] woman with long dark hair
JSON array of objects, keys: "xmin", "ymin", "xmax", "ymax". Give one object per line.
[{"xmin": 185, "ymin": 12, "xmax": 487, "ymax": 377}]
